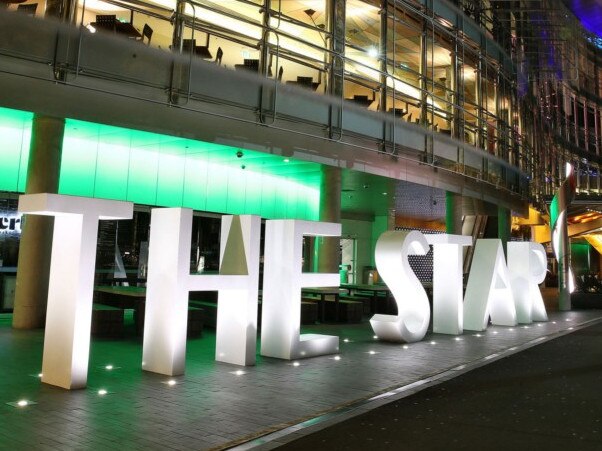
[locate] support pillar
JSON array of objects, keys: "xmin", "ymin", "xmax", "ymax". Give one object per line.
[
  {"xmin": 497, "ymin": 205, "xmax": 511, "ymax": 256},
  {"xmin": 13, "ymin": 115, "xmax": 64, "ymax": 329},
  {"xmin": 445, "ymin": 191, "xmax": 463, "ymax": 235},
  {"xmin": 317, "ymin": 166, "xmax": 341, "ymax": 273},
  {"xmin": 378, "ymin": 0, "xmax": 387, "ymax": 112},
  {"xmin": 326, "ymin": 0, "xmax": 345, "ymax": 98},
  {"xmin": 45, "ymin": 0, "xmax": 77, "ymax": 22}
]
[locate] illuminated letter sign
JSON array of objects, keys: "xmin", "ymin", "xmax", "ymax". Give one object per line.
[
  {"xmin": 143, "ymin": 209, "xmax": 260, "ymax": 376},
  {"xmin": 463, "ymin": 239, "xmax": 517, "ymax": 331},
  {"xmin": 371, "ymin": 230, "xmax": 430, "ymax": 343},
  {"xmin": 18, "ymin": 194, "xmax": 133, "ymax": 389},
  {"xmin": 507, "ymin": 242, "xmax": 548, "ymax": 323},
  {"xmin": 260, "ymin": 220, "xmax": 341, "ymax": 359},
  {"xmin": 427, "ymin": 234, "xmax": 472, "ymax": 335}
]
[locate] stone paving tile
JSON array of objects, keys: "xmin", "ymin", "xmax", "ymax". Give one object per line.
[{"xmin": 1, "ymin": 310, "xmax": 601, "ymax": 450}]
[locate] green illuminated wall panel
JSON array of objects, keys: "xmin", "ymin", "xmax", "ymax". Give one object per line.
[
  {"xmin": 226, "ymin": 170, "xmax": 246, "ymax": 215},
  {"xmin": 0, "ymin": 110, "xmax": 319, "ymax": 219},
  {"xmin": 156, "ymin": 153, "xmax": 185, "ymax": 207},
  {"xmin": 59, "ymin": 136, "xmax": 98, "ymax": 196},
  {"xmin": 95, "ymin": 142, "xmax": 129, "ymax": 200},
  {"xmin": 0, "ymin": 107, "xmax": 32, "ymax": 193},
  {"xmin": 204, "ymin": 164, "xmax": 230, "ymax": 213},
  {"xmin": 182, "ymin": 159, "xmax": 209, "ymax": 211},
  {"xmin": 244, "ymin": 171, "xmax": 263, "ymax": 215},
  {"xmin": 260, "ymin": 178, "xmax": 276, "ymax": 219},
  {"xmin": 126, "ymin": 148, "xmax": 159, "ymax": 205},
  {"xmin": 59, "ymin": 119, "xmax": 320, "ymax": 220}
]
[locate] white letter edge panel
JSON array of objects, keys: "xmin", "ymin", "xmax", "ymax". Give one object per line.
[
  {"xmin": 143, "ymin": 209, "xmax": 259, "ymax": 376},
  {"xmin": 371, "ymin": 230, "xmax": 430, "ymax": 343},
  {"xmin": 463, "ymin": 239, "xmax": 517, "ymax": 331},
  {"xmin": 508, "ymin": 242, "xmax": 548, "ymax": 323},
  {"xmin": 261, "ymin": 220, "xmax": 341, "ymax": 360},
  {"xmin": 427, "ymin": 234, "xmax": 472, "ymax": 335},
  {"xmin": 18, "ymin": 193, "xmax": 133, "ymax": 390},
  {"xmin": 213, "ymin": 215, "xmax": 261, "ymax": 366}
]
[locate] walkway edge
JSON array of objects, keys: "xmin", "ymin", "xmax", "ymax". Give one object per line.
[{"xmin": 225, "ymin": 316, "xmax": 602, "ymax": 451}]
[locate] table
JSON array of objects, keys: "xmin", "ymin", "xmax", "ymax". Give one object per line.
[
  {"xmin": 285, "ymin": 80, "xmax": 321, "ymax": 91},
  {"xmin": 94, "ymin": 285, "xmax": 146, "ymax": 310},
  {"xmin": 182, "ymin": 40, "xmax": 213, "ymax": 60},
  {"xmin": 235, "ymin": 59, "xmax": 259, "ymax": 72},
  {"xmin": 91, "ymin": 21, "xmax": 142, "ymax": 40},
  {"xmin": 345, "ymin": 95, "xmax": 375, "ymax": 108},
  {"xmin": 301, "ymin": 286, "xmax": 339, "ymax": 322},
  {"xmin": 388, "ymin": 108, "xmax": 407, "ymax": 117},
  {"xmin": 340, "ymin": 283, "xmax": 390, "ymax": 314}
]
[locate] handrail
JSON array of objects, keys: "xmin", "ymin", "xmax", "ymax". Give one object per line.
[{"xmin": 0, "ymin": 9, "xmax": 532, "ymax": 203}]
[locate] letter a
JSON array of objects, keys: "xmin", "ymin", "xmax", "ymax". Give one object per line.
[{"xmin": 464, "ymin": 239, "xmax": 517, "ymax": 331}]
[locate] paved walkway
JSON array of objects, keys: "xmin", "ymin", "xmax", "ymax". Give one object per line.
[
  {"xmin": 272, "ymin": 321, "xmax": 602, "ymax": 451},
  {"xmin": 0, "ymin": 308, "xmax": 601, "ymax": 450}
]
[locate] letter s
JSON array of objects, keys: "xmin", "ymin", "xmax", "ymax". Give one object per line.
[{"xmin": 371, "ymin": 230, "xmax": 430, "ymax": 343}]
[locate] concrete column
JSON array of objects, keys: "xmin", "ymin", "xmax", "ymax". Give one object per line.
[
  {"xmin": 13, "ymin": 115, "xmax": 64, "ymax": 329},
  {"xmin": 317, "ymin": 166, "xmax": 342, "ymax": 273},
  {"xmin": 445, "ymin": 191, "xmax": 463, "ymax": 235},
  {"xmin": 497, "ymin": 205, "xmax": 511, "ymax": 256}
]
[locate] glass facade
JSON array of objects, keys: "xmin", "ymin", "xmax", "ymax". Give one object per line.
[
  {"xmin": 59, "ymin": 0, "xmax": 601, "ymax": 200},
  {"xmin": 2, "ymin": 0, "xmax": 602, "ymax": 309}
]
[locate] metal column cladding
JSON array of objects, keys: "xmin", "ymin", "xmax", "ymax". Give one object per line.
[{"xmin": 550, "ymin": 163, "xmax": 576, "ymax": 311}]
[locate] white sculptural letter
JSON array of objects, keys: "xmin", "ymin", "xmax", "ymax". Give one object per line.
[
  {"xmin": 18, "ymin": 193, "xmax": 133, "ymax": 389},
  {"xmin": 427, "ymin": 234, "xmax": 472, "ymax": 335},
  {"xmin": 260, "ymin": 220, "xmax": 341, "ymax": 360},
  {"xmin": 507, "ymin": 242, "xmax": 548, "ymax": 323},
  {"xmin": 143, "ymin": 209, "xmax": 260, "ymax": 376},
  {"xmin": 371, "ymin": 230, "xmax": 430, "ymax": 343},
  {"xmin": 463, "ymin": 239, "xmax": 517, "ymax": 331}
]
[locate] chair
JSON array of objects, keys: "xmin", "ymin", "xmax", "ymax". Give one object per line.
[
  {"xmin": 181, "ymin": 39, "xmax": 213, "ymax": 59},
  {"xmin": 17, "ymin": 3, "xmax": 37, "ymax": 16},
  {"xmin": 297, "ymin": 76, "xmax": 313, "ymax": 88},
  {"xmin": 95, "ymin": 15, "xmax": 117, "ymax": 32},
  {"xmin": 136, "ymin": 24, "xmax": 153, "ymax": 45},
  {"xmin": 215, "ymin": 47, "xmax": 223, "ymax": 65}
]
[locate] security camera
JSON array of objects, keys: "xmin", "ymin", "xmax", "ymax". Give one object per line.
[{"xmin": 236, "ymin": 151, "xmax": 244, "ymax": 158}]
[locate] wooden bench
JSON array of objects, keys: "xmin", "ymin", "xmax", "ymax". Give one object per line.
[
  {"xmin": 189, "ymin": 301, "xmax": 217, "ymax": 328},
  {"xmin": 92, "ymin": 304, "xmax": 124, "ymax": 338},
  {"xmin": 187, "ymin": 306, "xmax": 204, "ymax": 338},
  {"xmin": 324, "ymin": 299, "xmax": 363, "ymax": 323},
  {"xmin": 301, "ymin": 301, "xmax": 319, "ymax": 325},
  {"xmin": 339, "ymin": 294, "xmax": 371, "ymax": 315},
  {"xmin": 135, "ymin": 304, "xmax": 205, "ymax": 337}
]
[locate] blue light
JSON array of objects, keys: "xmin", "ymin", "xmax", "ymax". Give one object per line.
[{"xmin": 564, "ymin": 0, "xmax": 602, "ymax": 38}]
